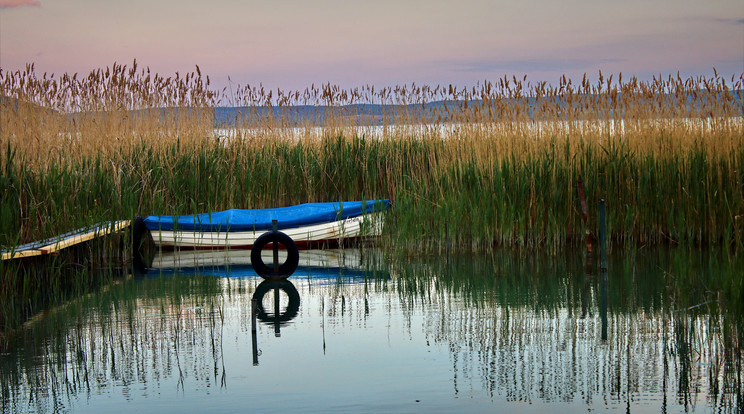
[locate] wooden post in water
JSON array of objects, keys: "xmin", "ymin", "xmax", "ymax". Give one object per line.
[
  {"xmin": 274, "ymin": 287, "xmax": 281, "ymax": 337},
  {"xmin": 600, "ymin": 271, "xmax": 608, "ymax": 340},
  {"xmin": 251, "ymin": 298, "xmax": 259, "ymax": 365},
  {"xmin": 272, "ymin": 219, "xmax": 279, "ymax": 273}
]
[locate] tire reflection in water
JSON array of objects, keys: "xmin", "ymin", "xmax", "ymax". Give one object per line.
[{"xmin": 251, "ymin": 279, "xmax": 301, "ymax": 365}]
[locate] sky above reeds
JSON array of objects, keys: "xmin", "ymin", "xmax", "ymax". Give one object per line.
[{"xmin": 1, "ymin": 0, "xmax": 742, "ymax": 92}]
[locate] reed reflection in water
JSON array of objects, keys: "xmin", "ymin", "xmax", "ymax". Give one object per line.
[{"xmin": 0, "ymin": 248, "xmax": 741, "ymax": 413}]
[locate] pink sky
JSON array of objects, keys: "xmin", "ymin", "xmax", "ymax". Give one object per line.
[
  {"xmin": 0, "ymin": 0, "xmax": 39, "ymax": 8},
  {"xmin": 1, "ymin": 0, "xmax": 742, "ymax": 94}
]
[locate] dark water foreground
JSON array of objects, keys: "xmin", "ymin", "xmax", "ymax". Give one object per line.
[{"xmin": 1, "ymin": 248, "xmax": 741, "ymax": 413}]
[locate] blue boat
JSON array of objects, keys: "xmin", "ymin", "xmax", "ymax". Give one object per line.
[{"xmin": 141, "ymin": 200, "xmax": 390, "ymax": 249}]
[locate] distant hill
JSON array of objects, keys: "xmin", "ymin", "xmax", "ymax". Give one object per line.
[
  {"xmin": 0, "ymin": 95, "xmax": 59, "ymax": 116},
  {"xmin": 214, "ymin": 89, "xmax": 744, "ymax": 127},
  {"xmin": 3, "ymin": 89, "xmax": 741, "ymax": 128},
  {"xmin": 214, "ymin": 102, "xmax": 455, "ymax": 127}
]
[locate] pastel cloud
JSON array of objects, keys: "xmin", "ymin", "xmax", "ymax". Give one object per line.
[
  {"xmin": 0, "ymin": 0, "xmax": 740, "ymax": 92},
  {"xmin": 0, "ymin": 0, "xmax": 40, "ymax": 8}
]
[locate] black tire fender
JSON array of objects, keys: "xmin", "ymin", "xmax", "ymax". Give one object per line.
[{"xmin": 250, "ymin": 231, "xmax": 300, "ymax": 280}]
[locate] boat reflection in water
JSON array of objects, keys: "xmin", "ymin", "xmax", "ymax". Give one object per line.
[
  {"xmin": 1, "ymin": 248, "xmax": 741, "ymax": 413},
  {"xmin": 145, "ymin": 248, "xmax": 385, "ymax": 367}
]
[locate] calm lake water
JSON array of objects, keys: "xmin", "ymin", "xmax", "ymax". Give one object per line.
[{"xmin": 1, "ymin": 248, "xmax": 742, "ymax": 413}]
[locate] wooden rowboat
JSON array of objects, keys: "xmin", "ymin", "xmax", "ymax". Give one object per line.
[{"xmin": 141, "ymin": 200, "xmax": 390, "ymax": 249}]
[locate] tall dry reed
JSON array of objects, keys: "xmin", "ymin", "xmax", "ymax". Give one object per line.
[{"xmin": 1, "ymin": 62, "xmax": 743, "ymax": 252}]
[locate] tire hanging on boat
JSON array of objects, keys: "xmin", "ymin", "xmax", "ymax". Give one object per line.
[{"xmin": 250, "ymin": 230, "xmax": 300, "ymax": 280}]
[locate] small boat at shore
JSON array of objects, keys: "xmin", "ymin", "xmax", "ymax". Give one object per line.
[{"xmin": 140, "ymin": 200, "xmax": 390, "ymax": 249}]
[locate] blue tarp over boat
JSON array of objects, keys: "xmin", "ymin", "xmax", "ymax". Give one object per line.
[{"xmin": 143, "ymin": 200, "xmax": 390, "ymax": 232}]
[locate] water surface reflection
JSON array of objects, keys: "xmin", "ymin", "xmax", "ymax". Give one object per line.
[{"xmin": 1, "ymin": 248, "xmax": 741, "ymax": 413}]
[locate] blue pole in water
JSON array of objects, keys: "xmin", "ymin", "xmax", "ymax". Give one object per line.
[{"xmin": 599, "ymin": 199, "xmax": 607, "ymax": 272}]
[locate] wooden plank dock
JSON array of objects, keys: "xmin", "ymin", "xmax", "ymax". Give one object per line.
[{"xmin": 1, "ymin": 220, "xmax": 131, "ymax": 261}]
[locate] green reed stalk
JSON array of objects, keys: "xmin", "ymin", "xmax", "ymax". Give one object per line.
[
  {"xmin": 2, "ymin": 135, "xmax": 743, "ymax": 253},
  {"xmin": 1, "ymin": 64, "xmax": 742, "ymax": 254}
]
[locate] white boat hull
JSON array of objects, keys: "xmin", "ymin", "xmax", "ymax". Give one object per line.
[{"xmin": 148, "ymin": 215, "xmax": 383, "ymax": 249}]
